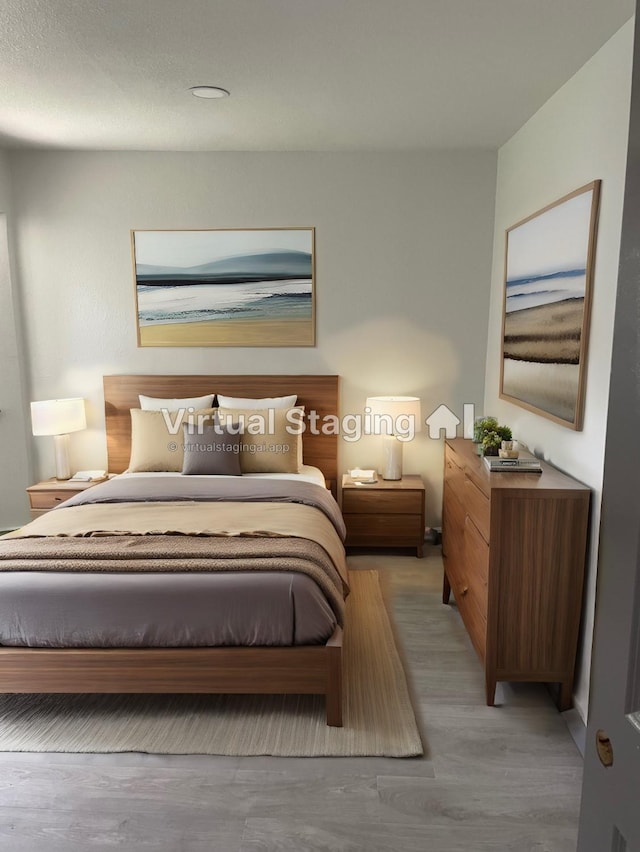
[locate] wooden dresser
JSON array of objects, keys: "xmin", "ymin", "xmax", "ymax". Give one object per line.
[{"xmin": 442, "ymin": 438, "xmax": 590, "ymax": 709}]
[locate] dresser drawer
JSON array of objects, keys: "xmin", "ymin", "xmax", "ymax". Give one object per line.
[
  {"xmin": 449, "ymin": 526, "xmax": 488, "ymax": 627},
  {"xmin": 464, "ymin": 475, "xmax": 490, "ymax": 543},
  {"xmin": 456, "ymin": 586, "xmax": 487, "ymax": 661},
  {"xmin": 342, "ymin": 490, "xmax": 421, "ymax": 515},
  {"xmin": 442, "ymin": 481, "xmax": 464, "ymax": 556},
  {"xmin": 463, "ymin": 515, "xmax": 489, "ymax": 615},
  {"xmin": 444, "ymin": 445, "xmax": 466, "ymax": 501}
]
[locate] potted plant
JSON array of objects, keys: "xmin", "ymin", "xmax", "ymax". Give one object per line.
[{"xmin": 473, "ymin": 417, "xmax": 512, "ymax": 456}]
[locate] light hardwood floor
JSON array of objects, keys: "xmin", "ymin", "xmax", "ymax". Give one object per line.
[{"xmin": 0, "ymin": 549, "xmax": 582, "ymax": 851}]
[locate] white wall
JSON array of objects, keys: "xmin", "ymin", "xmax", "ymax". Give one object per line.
[
  {"xmin": 484, "ymin": 21, "xmax": 634, "ymax": 721},
  {"xmin": 8, "ymin": 150, "xmax": 497, "ymax": 525},
  {"xmin": 0, "ymin": 151, "xmax": 30, "ymax": 529}
]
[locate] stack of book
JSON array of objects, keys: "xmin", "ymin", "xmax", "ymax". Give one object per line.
[{"xmin": 483, "ymin": 457, "xmax": 542, "ymax": 474}]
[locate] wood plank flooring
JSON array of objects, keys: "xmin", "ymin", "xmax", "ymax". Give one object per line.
[{"xmin": 0, "ymin": 549, "xmax": 583, "ymax": 851}]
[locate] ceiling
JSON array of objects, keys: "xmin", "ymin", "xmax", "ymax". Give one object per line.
[{"xmin": 0, "ymin": 0, "xmax": 634, "ymax": 151}]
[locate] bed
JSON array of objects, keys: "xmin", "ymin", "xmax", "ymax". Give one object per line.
[{"xmin": 0, "ymin": 375, "xmax": 347, "ymax": 726}]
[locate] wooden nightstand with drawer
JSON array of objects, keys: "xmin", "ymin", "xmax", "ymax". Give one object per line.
[
  {"xmin": 26, "ymin": 477, "xmax": 110, "ymax": 519},
  {"xmin": 341, "ymin": 474, "xmax": 425, "ymax": 557}
]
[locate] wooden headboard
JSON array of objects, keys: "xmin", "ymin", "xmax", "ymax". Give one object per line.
[{"xmin": 103, "ymin": 375, "xmax": 339, "ymax": 491}]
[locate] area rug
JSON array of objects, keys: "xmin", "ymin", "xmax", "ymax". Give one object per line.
[{"xmin": 0, "ymin": 570, "xmax": 423, "ymax": 757}]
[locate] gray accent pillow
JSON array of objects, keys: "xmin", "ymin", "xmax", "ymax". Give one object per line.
[{"xmin": 181, "ymin": 422, "xmax": 242, "ymax": 476}]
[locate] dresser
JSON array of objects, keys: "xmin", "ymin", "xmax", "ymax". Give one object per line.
[
  {"xmin": 341, "ymin": 474, "xmax": 425, "ymax": 557},
  {"xmin": 442, "ymin": 438, "xmax": 590, "ymax": 709}
]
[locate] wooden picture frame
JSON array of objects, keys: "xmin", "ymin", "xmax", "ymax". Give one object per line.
[
  {"xmin": 132, "ymin": 228, "xmax": 315, "ymax": 347},
  {"xmin": 499, "ymin": 181, "xmax": 601, "ymax": 430}
]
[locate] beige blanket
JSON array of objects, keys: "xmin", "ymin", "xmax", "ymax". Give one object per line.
[{"xmin": 1, "ymin": 501, "xmax": 349, "ymax": 623}]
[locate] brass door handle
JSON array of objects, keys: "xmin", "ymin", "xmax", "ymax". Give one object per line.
[{"xmin": 596, "ymin": 729, "xmax": 614, "ymax": 767}]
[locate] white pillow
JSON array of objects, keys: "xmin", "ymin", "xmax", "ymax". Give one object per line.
[
  {"xmin": 216, "ymin": 394, "xmax": 297, "ymax": 409},
  {"xmin": 139, "ymin": 393, "xmax": 215, "ymax": 411}
]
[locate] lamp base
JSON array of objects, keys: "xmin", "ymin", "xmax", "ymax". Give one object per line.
[
  {"xmin": 53, "ymin": 433, "xmax": 71, "ymax": 480},
  {"xmin": 381, "ymin": 434, "xmax": 403, "ymax": 480}
]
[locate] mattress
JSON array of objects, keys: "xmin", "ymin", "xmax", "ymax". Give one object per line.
[{"xmin": 0, "ymin": 469, "xmax": 347, "ymax": 649}]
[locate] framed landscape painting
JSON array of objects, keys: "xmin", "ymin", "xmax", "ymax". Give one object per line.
[
  {"xmin": 500, "ymin": 181, "xmax": 601, "ymax": 430},
  {"xmin": 132, "ymin": 228, "xmax": 315, "ymax": 347}
]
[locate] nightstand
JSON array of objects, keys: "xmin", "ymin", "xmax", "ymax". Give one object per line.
[
  {"xmin": 26, "ymin": 477, "xmax": 110, "ymax": 519},
  {"xmin": 341, "ymin": 474, "xmax": 426, "ymax": 557}
]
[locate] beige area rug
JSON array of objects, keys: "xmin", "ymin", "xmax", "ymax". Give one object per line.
[{"xmin": 0, "ymin": 571, "xmax": 423, "ymax": 757}]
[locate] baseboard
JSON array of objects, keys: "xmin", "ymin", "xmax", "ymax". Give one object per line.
[{"xmin": 561, "ymin": 707, "xmax": 586, "ymax": 757}]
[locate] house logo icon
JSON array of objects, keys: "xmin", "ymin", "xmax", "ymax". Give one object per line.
[{"xmin": 425, "ymin": 405, "xmax": 461, "ymax": 439}]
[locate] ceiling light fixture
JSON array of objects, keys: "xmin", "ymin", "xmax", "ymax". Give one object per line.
[{"xmin": 189, "ymin": 86, "xmax": 230, "ymax": 99}]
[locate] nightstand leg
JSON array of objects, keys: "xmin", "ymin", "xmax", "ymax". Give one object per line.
[{"xmin": 442, "ymin": 570, "xmax": 451, "ymax": 604}]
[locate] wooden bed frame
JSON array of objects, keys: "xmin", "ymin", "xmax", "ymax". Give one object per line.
[{"xmin": 0, "ymin": 374, "xmax": 345, "ymax": 727}]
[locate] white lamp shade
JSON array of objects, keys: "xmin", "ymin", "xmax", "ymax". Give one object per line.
[
  {"xmin": 31, "ymin": 398, "xmax": 86, "ymax": 436},
  {"xmin": 365, "ymin": 396, "xmax": 421, "ymax": 436}
]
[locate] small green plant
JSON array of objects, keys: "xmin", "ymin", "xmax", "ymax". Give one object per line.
[{"xmin": 473, "ymin": 417, "xmax": 512, "ymax": 455}]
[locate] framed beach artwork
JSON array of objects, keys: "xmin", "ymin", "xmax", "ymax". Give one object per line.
[
  {"xmin": 500, "ymin": 181, "xmax": 601, "ymax": 430},
  {"xmin": 132, "ymin": 228, "xmax": 315, "ymax": 347}
]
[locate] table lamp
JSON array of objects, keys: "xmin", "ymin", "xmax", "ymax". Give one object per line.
[
  {"xmin": 31, "ymin": 398, "xmax": 86, "ymax": 480},
  {"xmin": 365, "ymin": 396, "xmax": 421, "ymax": 480}
]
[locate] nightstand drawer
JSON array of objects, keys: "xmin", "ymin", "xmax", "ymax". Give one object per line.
[
  {"xmin": 344, "ymin": 513, "xmax": 422, "ymax": 541},
  {"xmin": 27, "ymin": 476, "xmax": 111, "ymax": 518},
  {"xmin": 342, "ymin": 490, "xmax": 421, "ymax": 515},
  {"xmin": 28, "ymin": 491, "xmax": 73, "ymax": 510}
]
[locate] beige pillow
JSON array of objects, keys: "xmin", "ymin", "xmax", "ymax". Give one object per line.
[
  {"xmin": 128, "ymin": 408, "xmax": 215, "ymax": 472},
  {"xmin": 217, "ymin": 407, "xmax": 303, "ymax": 474}
]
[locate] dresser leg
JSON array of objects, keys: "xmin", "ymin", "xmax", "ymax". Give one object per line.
[
  {"xmin": 485, "ymin": 673, "xmax": 497, "ymax": 706},
  {"xmin": 558, "ymin": 679, "xmax": 573, "ymax": 712},
  {"xmin": 416, "ymin": 543, "xmax": 424, "ymax": 558},
  {"xmin": 442, "ymin": 571, "xmax": 451, "ymax": 604}
]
